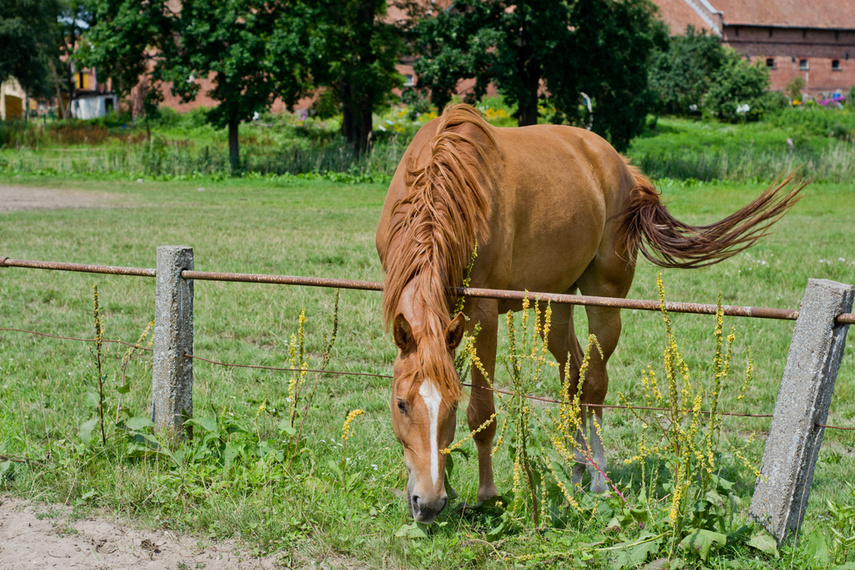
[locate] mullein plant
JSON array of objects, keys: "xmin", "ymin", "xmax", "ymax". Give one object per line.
[
  {"xmin": 445, "ymin": 296, "xmax": 600, "ymax": 529},
  {"xmin": 444, "ymin": 273, "xmax": 759, "ymax": 560},
  {"xmin": 91, "ymin": 284, "xmax": 107, "ymax": 446},
  {"xmin": 114, "ymin": 320, "xmax": 154, "ymax": 423},
  {"xmin": 283, "ymin": 295, "xmax": 339, "ymax": 472},
  {"xmin": 286, "ymin": 308, "xmax": 308, "ymax": 429},
  {"xmin": 618, "ymin": 274, "xmax": 757, "ymax": 560}
]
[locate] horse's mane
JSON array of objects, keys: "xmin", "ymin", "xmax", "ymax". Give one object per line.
[{"xmin": 379, "ymin": 104, "xmax": 496, "ymax": 400}]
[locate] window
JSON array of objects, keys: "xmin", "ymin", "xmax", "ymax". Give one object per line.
[
  {"xmin": 75, "ymin": 72, "xmax": 90, "ymax": 90},
  {"xmin": 404, "ymin": 74, "xmax": 415, "ymax": 87},
  {"xmin": 799, "ymin": 59, "xmax": 809, "ymax": 71},
  {"xmin": 766, "ymin": 58, "xmax": 776, "ymax": 69},
  {"xmin": 832, "ymin": 59, "xmax": 842, "ymax": 71}
]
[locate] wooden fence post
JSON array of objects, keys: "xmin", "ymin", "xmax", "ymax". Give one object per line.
[
  {"xmin": 749, "ymin": 278, "xmax": 854, "ymax": 544},
  {"xmin": 152, "ymin": 246, "xmax": 194, "ymax": 443}
]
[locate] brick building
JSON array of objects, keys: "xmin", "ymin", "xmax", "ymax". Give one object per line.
[{"xmin": 652, "ymin": 0, "xmax": 855, "ymax": 97}]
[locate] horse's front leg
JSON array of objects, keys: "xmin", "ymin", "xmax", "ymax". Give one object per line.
[{"xmin": 465, "ymin": 299, "xmax": 499, "ymax": 502}]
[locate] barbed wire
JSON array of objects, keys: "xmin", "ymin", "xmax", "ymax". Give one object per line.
[
  {"xmin": 185, "ymin": 352, "xmax": 392, "ymax": 379},
  {"xmin": 5, "ymin": 324, "xmax": 855, "ymax": 431},
  {"xmin": 461, "ymin": 383, "xmax": 775, "ymax": 419},
  {"xmin": 0, "ymin": 327, "xmax": 153, "ymax": 351}
]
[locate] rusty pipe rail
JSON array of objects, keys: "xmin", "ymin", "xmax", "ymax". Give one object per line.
[
  {"xmin": 0, "ymin": 257, "xmax": 156, "ymax": 277},
  {"xmin": 3, "ymin": 256, "xmax": 854, "ymax": 324},
  {"xmin": 180, "ymin": 269, "xmax": 384, "ymax": 292}
]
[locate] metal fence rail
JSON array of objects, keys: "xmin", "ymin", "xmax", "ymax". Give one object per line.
[{"xmin": 4, "ymin": 256, "xmax": 853, "ymax": 323}]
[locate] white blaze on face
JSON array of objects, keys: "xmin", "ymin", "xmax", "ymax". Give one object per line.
[{"xmin": 419, "ymin": 379, "xmax": 442, "ymax": 486}]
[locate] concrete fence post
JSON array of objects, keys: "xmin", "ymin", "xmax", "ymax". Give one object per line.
[
  {"xmin": 152, "ymin": 246, "xmax": 194, "ymax": 443},
  {"xmin": 749, "ymin": 278, "xmax": 854, "ymax": 544}
]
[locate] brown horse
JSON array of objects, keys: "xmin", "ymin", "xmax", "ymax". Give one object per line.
[{"xmin": 375, "ymin": 103, "xmax": 803, "ymax": 523}]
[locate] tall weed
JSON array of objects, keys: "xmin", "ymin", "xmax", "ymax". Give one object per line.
[{"xmin": 444, "ymin": 279, "xmax": 776, "ymax": 566}]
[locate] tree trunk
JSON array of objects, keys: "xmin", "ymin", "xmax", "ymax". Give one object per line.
[
  {"xmin": 517, "ymin": 90, "xmax": 539, "ymax": 126},
  {"xmin": 516, "ymin": 25, "xmax": 540, "ymax": 127},
  {"xmin": 49, "ymin": 60, "xmax": 69, "ymax": 119},
  {"xmin": 228, "ymin": 116, "xmax": 240, "ymax": 172},
  {"xmin": 338, "ymin": 0, "xmax": 377, "ymax": 157},
  {"xmin": 340, "ymin": 82, "xmax": 373, "ymax": 157}
]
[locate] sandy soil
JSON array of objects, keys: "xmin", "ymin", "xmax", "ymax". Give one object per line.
[
  {"xmin": 0, "ymin": 496, "xmax": 286, "ymax": 569},
  {"xmin": 0, "ymin": 185, "xmax": 119, "ymax": 212}
]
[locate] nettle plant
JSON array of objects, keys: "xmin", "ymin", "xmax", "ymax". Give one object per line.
[{"xmin": 443, "ymin": 277, "xmax": 778, "ymax": 566}]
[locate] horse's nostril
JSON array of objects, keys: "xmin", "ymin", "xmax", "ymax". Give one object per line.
[
  {"xmin": 411, "ymin": 495, "xmax": 421, "ymax": 512},
  {"xmin": 439, "ymin": 497, "xmax": 448, "ymax": 513}
]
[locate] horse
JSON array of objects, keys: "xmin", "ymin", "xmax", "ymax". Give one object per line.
[{"xmin": 375, "ymin": 103, "xmax": 803, "ymax": 524}]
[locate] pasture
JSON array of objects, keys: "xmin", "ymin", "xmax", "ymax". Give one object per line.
[{"xmin": 1, "ymin": 173, "xmax": 854, "ymax": 568}]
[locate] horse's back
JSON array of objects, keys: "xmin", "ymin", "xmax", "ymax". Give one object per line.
[
  {"xmin": 476, "ymin": 124, "xmax": 635, "ymax": 293},
  {"xmin": 377, "ymin": 114, "xmax": 637, "ymax": 295}
]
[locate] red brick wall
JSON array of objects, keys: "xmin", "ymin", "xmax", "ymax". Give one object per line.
[{"xmin": 724, "ymin": 26, "xmax": 855, "ymax": 96}]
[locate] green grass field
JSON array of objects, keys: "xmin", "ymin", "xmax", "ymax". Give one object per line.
[{"xmin": 1, "ymin": 173, "xmax": 854, "ymax": 568}]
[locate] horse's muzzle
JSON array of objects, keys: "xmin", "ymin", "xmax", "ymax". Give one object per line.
[{"xmin": 408, "ymin": 492, "xmax": 448, "ymax": 524}]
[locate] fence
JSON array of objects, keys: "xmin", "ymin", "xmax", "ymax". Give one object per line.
[{"xmin": 2, "ymin": 247, "xmax": 854, "ymax": 544}]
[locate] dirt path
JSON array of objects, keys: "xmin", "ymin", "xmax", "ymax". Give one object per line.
[
  {"xmin": 0, "ymin": 496, "xmax": 285, "ymax": 569},
  {"xmin": 0, "ymin": 185, "xmax": 119, "ymax": 212}
]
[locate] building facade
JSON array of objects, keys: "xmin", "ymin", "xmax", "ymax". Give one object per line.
[{"xmin": 652, "ymin": 0, "xmax": 855, "ymax": 97}]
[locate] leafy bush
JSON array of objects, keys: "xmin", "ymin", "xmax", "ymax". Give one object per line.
[
  {"xmin": 703, "ymin": 49, "xmax": 770, "ymax": 121},
  {"xmin": 785, "ymin": 77, "xmax": 806, "ymax": 103},
  {"xmin": 766, "ymin": 107, "xmax": 855, "ymax": 139},
  {"xmin": 649, "ymin": 26, "xmax": 725, "ymax": 115}
]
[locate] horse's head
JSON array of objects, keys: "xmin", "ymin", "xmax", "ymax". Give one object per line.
[{"xmin": 390, "ymin": 304, "xmax": 466, "ymax": 524}]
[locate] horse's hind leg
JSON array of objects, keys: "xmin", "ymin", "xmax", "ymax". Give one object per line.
[
  {"xmin": 575, "ymin": 256, "xmax": 635, "ymax": 493},
  {"xmin": 546, "ymin": 297, "xmax": 606, "ymax": 490}
]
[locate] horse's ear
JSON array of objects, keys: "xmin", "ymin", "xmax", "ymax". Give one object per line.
[
  {"xmin": 393, "ymin": 313, "xmax": 414, "ymax": 351},
  {"xmin": 445, "ymin": 312, "xmax": 467, "ymax": 351}
]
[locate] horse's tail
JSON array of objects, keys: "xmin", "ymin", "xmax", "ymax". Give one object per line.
[{"xmin": 615, "ymin": 166, "xmax": 806, "ymax": 269}]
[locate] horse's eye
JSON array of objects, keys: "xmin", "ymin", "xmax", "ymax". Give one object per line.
[{"xmin": 397, "ymin": 400, "xmax": 407, "ymax": 414}]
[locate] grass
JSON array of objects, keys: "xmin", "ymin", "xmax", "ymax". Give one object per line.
[
  {"xmin": 0, "ymin": 106, "xmax": 425, "ymax": 180},
  {"xmin": 627, "ymin": 113, "xmax": 855, "ymax": 182},
  {"xmin": 8, "ymin": 100, "xmax": 855, "ymax": 185},
  {"xmin": 0, "ymin": 172, "xmax": 854, "ymax": 568}
]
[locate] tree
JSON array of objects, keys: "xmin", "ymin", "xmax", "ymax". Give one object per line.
[
  {"xmin": 81, "ymin": 0, "xmax": 316, "ymax": 171},
  {"xmin": 412, "ymin": 0, "xmax": 666, "ymax": 150},
  {"xmin": 703, "ymin": 48, "xmax": 770, "ymax": 121},
  {"xmin": 649, "ymin": 26, "xmax": 726, "ymax": 115},
  {"xmin": 77, "ymin": 0, "xmax": 169, "ymax": 130},
  {"xmin": 0, "ymin": 0, "xmax": 62, "ymax": 116},
  {"xmin": 310, "ymin": 0, "xmax": 405, "ymax": 155},
  {"xmin": 562, "ymin": 0, "xmax": 668, "ymax": 150},
  {"xmin": 161, "ymin": 0, "xmax": 317, "ymax": 169}
]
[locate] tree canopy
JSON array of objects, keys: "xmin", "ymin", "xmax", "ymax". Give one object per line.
[
  {"xmin": 80, "ymin": 0, "xmax": 402, "ymax": 163},
  {"xmin": 649, "ymin": 26, "xmax": 725, "ymax": 115},
  {"xmin": 413, "ymin": 0, "xmax": 667, "ymax": 150},
  {"xmin": 308, "ymin": 0, "xmax": 405, "ymax": 155},
  {"xmin": 649, "ymin": 26, "xmax": 774, "ymax": 121},
  {"xmin": 77, "ymin": 0, "xmax": 167, "ymax": 120},
  {"xmin": 81, "ymin": 0, "xmax": 318, "ymax": 169},
  {"xmin": 161, "ymin": 0, "xmax": 317, "ymax": 169},
  {"xmin": 0, "ymin": 0, "xmax": 62, "ymax": 106}
]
